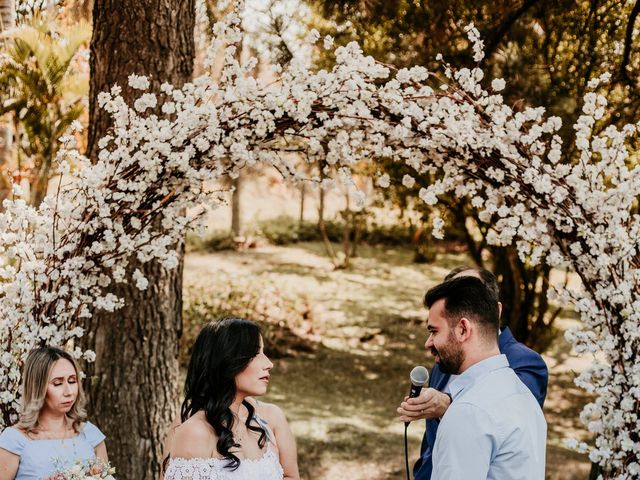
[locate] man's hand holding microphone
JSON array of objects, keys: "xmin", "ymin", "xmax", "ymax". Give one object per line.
[{"xmin": 397, "ymin": 388, "xmax": 452, "ymax": 423}]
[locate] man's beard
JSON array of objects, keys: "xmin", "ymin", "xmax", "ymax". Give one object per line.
[{"xmin": 431, "ymin": 333, "xmax": 464, "ymax": 375}]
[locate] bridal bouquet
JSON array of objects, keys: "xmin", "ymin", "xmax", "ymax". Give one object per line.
[{"xmin": 46, "ymin": 459, "xmax": 116, "ymax": 480}]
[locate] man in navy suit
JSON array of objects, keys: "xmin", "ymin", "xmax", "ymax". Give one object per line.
[{"xmin": 397, "ymin": 267, "xmax": 548, "ymax": 480}]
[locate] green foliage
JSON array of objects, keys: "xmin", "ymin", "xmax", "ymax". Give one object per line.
[
  {"xmin": 182, "ymin": 272, "xmax": 317, "ymax": 364},
  {"xmin": 259, "ymin": 215, "xmax": 417, "ymax": 247},
  {"xmin": 312, "ymin": 0, "xmax": 640, "ymax": 139},
  {"xmin": 260, "ymin": 215, "xmax": 415, "ymax": 245},
  {"xmin": 0, "ymin": 14, "xmax": 90, "ymax": 205},
  {"xmin": 258, "ymin": 215, "xmax": 336, "ymax": 245},
  {"xmin": 186, "ymin": 215, "xmax": 422, "ymax": 252},
  {"xmin": 310, "ymin": 0, "xmax": 640, "ymax": 345},
  {"xmin": 186, "ymin": 229, "xmax": 238, "ymax": 252}
]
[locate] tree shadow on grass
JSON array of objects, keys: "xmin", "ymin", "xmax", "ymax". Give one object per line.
[
  {"xmin": 264, "ymin": 345, "xmax": 424, "ymax": 479},
  {"xmin": 184, "ymin": 245, "xmax": 591, "ymax": 479},
  {"xmin": 546, "ymin": 444, "xmax": 591, "ymax": 480},
  {"xmin": 545, "ymin": 370, "xmax": 594, "ymax": 442},
  {"xmin": 265, "ymin": 344, "xmax": 590, "ymax": 480},
  {"xmin": 294, "ymin": 423, "xmax": 416, "ymax": 480}
]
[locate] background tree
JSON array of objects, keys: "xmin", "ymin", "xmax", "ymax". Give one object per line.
[
  {"xmin": 311, "ymin": 0, "xmax": 640, "ymax": 348},
  {"xmin": 82, "ymin": 1, "xmax": 194, "ymax": 478},
  {"xmin": 65, "ymin": 0, "xmax": 92, "ymax": 21}
]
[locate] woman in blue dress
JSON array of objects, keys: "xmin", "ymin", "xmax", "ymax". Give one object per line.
[{"xmin": 0, "ymin": 346, "xmax": 108, "ymax": 480}]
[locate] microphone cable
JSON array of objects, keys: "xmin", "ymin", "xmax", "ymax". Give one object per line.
[{"xmin": 404, "ymin": 422, "xmax": 411, "ymax": 480}]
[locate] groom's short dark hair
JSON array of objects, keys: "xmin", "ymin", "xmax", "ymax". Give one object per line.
[
  {"xmin": 424, "ymin": 276, "xmax": 499, "ymax": 342},
  {"xmin": 444, "ymin": 266, "xmax": 499, "ymax": 303}
]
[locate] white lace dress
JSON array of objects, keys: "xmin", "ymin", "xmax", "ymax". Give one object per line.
[
  {"xmin": 164, "ymin": 447, "xmax": 284, "ymax": 480},
  {"xmin": 164, "ymin": 414, "xmax": 284, "ymax": 480}
]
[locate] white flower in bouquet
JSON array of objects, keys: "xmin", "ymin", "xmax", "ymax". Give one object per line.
[{"xmin": 46, "ymin": 459, "xmax": 116, "ymax": 480}]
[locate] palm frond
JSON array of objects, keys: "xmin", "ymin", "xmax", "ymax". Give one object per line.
[
  {"xmin": 10, "ymin": 36, "xmax": 36, "ymax": 63},
  {"xmin": 1, "ymin": 14, "xmax": 90, "ymax": 206},
  {"xmin": 9, "ymin": 17, "xmax": 90, "ymax": 95}
]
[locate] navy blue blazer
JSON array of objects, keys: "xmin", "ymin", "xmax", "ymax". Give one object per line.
[{"xmin": 413, "ymin": 327, "xmax": 548, "ymax": 480}]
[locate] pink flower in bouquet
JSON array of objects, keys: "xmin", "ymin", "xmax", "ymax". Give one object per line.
[
  {"xmin": 46, "ymin": 473, "xmax": 67, "ymax": 480},
  {"xmin": 88, "ymin": 464, "xmax": 104, "ymax": 476}
]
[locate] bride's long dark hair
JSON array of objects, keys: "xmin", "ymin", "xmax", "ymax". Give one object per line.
[{"xmin": 179, "ymin": 317, "xmax": 267, "ymax": 470}]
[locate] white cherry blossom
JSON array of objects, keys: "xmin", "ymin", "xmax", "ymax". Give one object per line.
[{"xmin": 0, "ymin": 8, "xmax": 637, "ymax": 476}]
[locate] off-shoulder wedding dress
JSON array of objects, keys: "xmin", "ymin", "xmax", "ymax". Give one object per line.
[{"xmin": 164, "ymin": 415, "xmax": 284, "ymax": 480}]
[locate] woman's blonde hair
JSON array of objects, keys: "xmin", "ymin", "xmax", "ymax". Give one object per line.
[{"xmin": 15, "ymin": 346, "xmax": 87, "ymax": 433}]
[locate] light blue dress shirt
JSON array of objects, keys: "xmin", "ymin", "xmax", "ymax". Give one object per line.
[
  {"xmin": 432, "ymin": 354, "xmax": 546, "ymax": 480},
  {"xmin": 0, "ymin": 422, "xmax": 105, "ymax": 479}
]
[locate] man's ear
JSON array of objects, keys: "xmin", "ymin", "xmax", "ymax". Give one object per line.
[
  {"xmin": 497, "ymin": 302, "xmax": 503, "ymax": 321},
  {"xmin": 456, "ymin": 318, "xmax": 473, "ymax": 342}
]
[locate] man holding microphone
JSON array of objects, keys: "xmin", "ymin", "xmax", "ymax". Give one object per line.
[{"xmin": 398, "ymin": 267, "xmax": 548, "ymax": 479}]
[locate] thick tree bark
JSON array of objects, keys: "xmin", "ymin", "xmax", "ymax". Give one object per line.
[
  {"xmin": 83, "ymin": 252, "xmax": 185, "ymax": 477},
  {"xmin": 87, "ymin": 0, "xmax": 195, "ymax": 160},
  {"xmin": 84, "ymin": 2, "xmax": 194, "ymax": 479}
]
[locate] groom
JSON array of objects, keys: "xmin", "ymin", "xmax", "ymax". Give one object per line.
[{"xmin": 398, "ymin": 267, "xmax": 548, "ymax": 479}]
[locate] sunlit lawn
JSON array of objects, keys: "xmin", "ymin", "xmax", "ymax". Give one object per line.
[{"xmin": 183, "ymin": 242, "xmax": 592, "ymax": 480}]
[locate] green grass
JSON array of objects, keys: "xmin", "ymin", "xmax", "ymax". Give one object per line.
[{"xmin": 183, "ymin": 242, "xmax": 592, "ymax": 480}]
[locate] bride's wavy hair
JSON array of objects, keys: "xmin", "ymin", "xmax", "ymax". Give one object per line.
[{"xmin": 179, "ymin": 317, "xmax": 267, "ymax": 470}]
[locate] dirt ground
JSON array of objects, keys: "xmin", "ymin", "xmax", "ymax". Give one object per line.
[{"xmin": 183, "ymin": 242, "xmax": 593, "ymax": 480}]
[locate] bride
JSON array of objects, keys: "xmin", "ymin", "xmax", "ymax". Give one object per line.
[{"xmin": 163, "ymin": 317, "xmax": 300, "ymax": 480}]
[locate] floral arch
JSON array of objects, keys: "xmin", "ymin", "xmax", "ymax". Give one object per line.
[{"xmin": 0, "ymin": 10, "xmax": 638, "ymax": 478}]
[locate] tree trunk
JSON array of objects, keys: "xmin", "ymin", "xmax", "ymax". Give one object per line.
[
  {"xmin": 0, "ymin": 0, "xmax": 15, "ymax": 31},
  {"xmin": 83, "ymin": 252, "xmax": 185, "ymax": 477},
  {"xmin": 0, "ymin": 126, "xmax": 11, "ymax": 205},
  {"xmin": 341, "ymin": 190, "xmax": 351, "ymax": 268},
  {"xmin": 67, "ymin": 0, "xmax": 93, "ymax": 21},
  {"xmin": 318, "ymin": 183, "xmax": 325, "ymax": 229},
  {"xmin": 318, "ymin": 185, "xmax": 338, "ymax": 265},
  {"xmin": 317, "ymin": 165, "xmax": 339, "ymax": 267},
  {"xmin": 0, "ymin": 0, "xmax": 15, "ymax": 207},
  {"xmin": 351, "ymin": 212, "xmax": 360, "ymax": 258},
  {"xmin": 30, "ymin": 158, "xmax": 49, "ymax": 207},
  {"xmin": 84, "ymin": 2, "xmax": 194, "ymax": 479},
  {"xmin": 455, "ymin": 205, "xmax": 485, "ymax": 266},
  {"xmin": 87, "ymin": 1, "xmax": 194, "ymax": 161},
  {"xmin": 299, "ymin": 183, "xmax": 305, "ymax": 227},
  {"xmin": 231, "ymin": 173, "xmax": 243, "ymax": 238}
]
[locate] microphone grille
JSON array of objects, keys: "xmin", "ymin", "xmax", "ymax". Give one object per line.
[{"xmin": 410, "ymin": 365, "xmax": 429, "ymax": 387}]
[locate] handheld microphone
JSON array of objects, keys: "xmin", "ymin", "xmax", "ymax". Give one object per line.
[
  {"xmin": 408, "ymin": 365, "xmax": 429, "ymax": 402},
  {"xmin": 404, "ymin": 366, "xmax": 429, "ymax": 480}
]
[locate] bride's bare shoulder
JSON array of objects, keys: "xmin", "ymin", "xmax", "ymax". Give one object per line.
[
  {"xmin": 169, "ymin": 412, "xmax": 217, "ymax": 459},
  {"xmin": 250, "ymin": 399, "xmax": 288, "ymax": 428}
]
